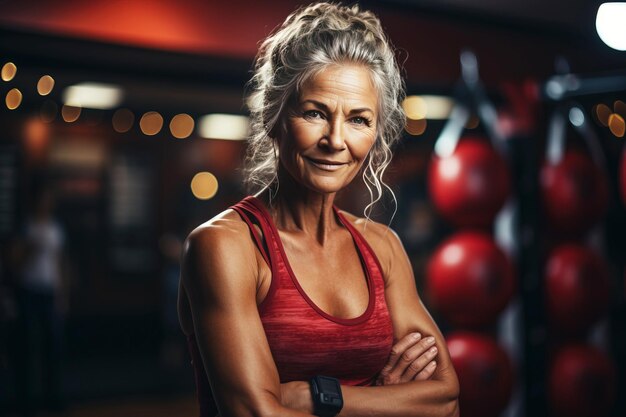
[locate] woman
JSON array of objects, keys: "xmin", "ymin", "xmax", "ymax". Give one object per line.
[{"xmin": 178, "ymin": 3, "xmax": 459, "ymax": 417}]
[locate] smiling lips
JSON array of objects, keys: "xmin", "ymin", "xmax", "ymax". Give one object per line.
[{"xmin": 305, "ymin": 157, "xmax": 349, "ymax": 171}]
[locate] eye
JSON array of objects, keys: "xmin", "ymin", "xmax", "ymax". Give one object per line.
[
  {"xmin": 303, "ymin": 110, "xmax": 324, "ymax": 120},
  {"xmin": 350, "ymin": 116, "xmax": 372, "ymax": 126}
]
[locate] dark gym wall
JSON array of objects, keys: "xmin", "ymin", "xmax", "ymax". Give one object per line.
[{"xmin": 1, "ymin": 0, "xmax": 625, "ymax": 86}]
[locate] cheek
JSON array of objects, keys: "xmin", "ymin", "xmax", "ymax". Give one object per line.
[
  {"xmin": 282, "ymin": 123, "xmax": 320, "ymax": 152},
  {"xmin": 353, "ymin": 133, "xmax": 377, "ymax": 159}
]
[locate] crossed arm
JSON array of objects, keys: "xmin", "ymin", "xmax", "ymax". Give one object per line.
[
  {"xmin": 278, "ymin": 225, "xmax": 460, "ymax": 417},
  {"xmin": 180, "ymin": 216, "xmax": 459, "ymax": 417}
]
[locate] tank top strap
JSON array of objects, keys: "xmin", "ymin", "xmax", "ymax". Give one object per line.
[
  {"xmin": 332, "ymin": 206, "xmax": 385, "ymax": 277},
  {"xmin": 230, "ymin": 197, "xmax": 274, "ymax": 267}
]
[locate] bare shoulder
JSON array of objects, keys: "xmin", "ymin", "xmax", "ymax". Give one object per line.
[
  {"xmin": 181, "ymin": 208, "xmax": 258, "ymax": 290},
  {"xmin": 185, "ymin": 208, "xmax": 250, "ymax": 249}
]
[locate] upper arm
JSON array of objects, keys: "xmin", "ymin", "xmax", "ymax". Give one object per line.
[
  {"xmin": 377, "ymin": 227, "xmax": 458, "ymax": 385},
  {"xmin": 180, "ymin": 220, "xmax": 283, "ymax": 417}
]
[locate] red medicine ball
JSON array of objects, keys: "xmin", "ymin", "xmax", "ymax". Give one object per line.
[
  {"xmin": 428, "ymin": 137, "xmax": 510, "ymax": 228},
  {"xmin": 540, "ymin": 149, "xmax": 609, "ymax": 236},
  {"xmin": 426, "ymin": 231, "xmax": 516, "ymax": 328},
  {"xmin": 548, "ymin": 344, "xmax": 616, "ymax": 417},
  {"xmin": 447, "ymin": 332, "xmax": 514, "ymax": 417},
  {"xmin": 544, "ymin": 244, "xmax": 610, "ymax": 336}
]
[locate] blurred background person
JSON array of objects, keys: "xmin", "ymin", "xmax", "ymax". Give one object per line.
[{"xmin": 13, "ymin": 177, "xmax": 68, "ymax": 415}]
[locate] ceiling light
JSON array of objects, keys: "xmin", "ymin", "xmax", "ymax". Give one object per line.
[
  {"xmin": 198, "ymin": 114, "xmax": 249, "ymax": 140},
  {"xmin": 61, "ymin": 105, "xmax": 81, "ymax": 122},
  {"xmin": 1, "ymin": 62, "xmax": 17, "ymax": 82},
  {"xmin": 421, "ymin": 95, "xmax": 454, "ymax": 119},
  {"xmin": 5, "ymin": 88, "xmax": 22, "ymax": 110},
  {"xmin": 403, "ymin": 96, "xmax": 427, "ymax": 120},
  {"xmin": 62, "ymin": 82, "xmax": 123, "ymax": 109},
  {"xmin": 139, "ymin": 111, "xmax": 163, "ymax": 136},
  {"xmin": 37, "ymin": 75, "xmax": 55, "ymax": 96},
  {"xmin": 191, "ymin": 172, "xmax": 219, "ymax": 200},
  {"xmin": 596, "ymin": 2, "xmax": 626, "ymax": 51},
  {"xmin": 170, "ymin": 113, "xmax": 195, "ymax": 139}
]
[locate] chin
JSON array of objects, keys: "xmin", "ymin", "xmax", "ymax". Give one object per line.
[{"xmin": 304, "ymin": 176, "xmax": 350, "ymax": 195}]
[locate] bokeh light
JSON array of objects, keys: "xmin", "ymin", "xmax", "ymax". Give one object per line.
[
  {"xmin": 595, "ymin": 103, "xmax": 611, "ymax": 127},
  {"xmin": 405, "ymin": 118, "xmax": 427, "ymax": 136},
  {"xmin": 169, "ymin": 113, "xmax": 195, "ymax": 139},
  {"xmin": 1, "ymin": 62, "xmax": 17, "ymax": 82},
  {"xmin": 568, "ymin": 107, "xmax": 585, "ymax": 127},
  {"xmin": 63, "ymin": 82, "xmax": 123, "ymax": 109},
  {"xmin": 191, "ymin": 172, "xmax": 219, "ymax": 200},
  {"xmin": 139, "ymin": 111, "xmax": 163, "ymax": 136},
  {"xmin": 61, "ymin": 105, "xmax": 81, "ymax": 122},
  {"xmin": 37, "ymin": 75, "xmax": 55, "ymax": 96},
  {"xmin": 420, "ymin": 95, "xmax": 454, "ymax": 119},
  {"xmin": 112, "ymin": 108, "xmax": 135, "ymax": 133},
  {"xmin": 24, "ymin": 117, "xmax": 50, "ymax": 162},
  {"xmin": 609, "ymin": 113, "xmax": 625, "ymax": 137},
  {"xmin": 6, "ymin": 88, "xmax": 22, "ymax": 109},
  {"xmin": 403, "ymin": 96, "xmax": 427, "ymax": 120},
  {"xmin": 596, "ymin": 2, "xmax": 626, "ymax": 51},
  {"xmin": 198, "ymin": 114, "xmax": 249, "ymax": 140}
]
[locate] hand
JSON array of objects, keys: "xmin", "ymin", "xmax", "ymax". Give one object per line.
[
  {"xmin": 280, "ymin": 380, "xmax": 314, "ymax": 414},
  {"xmin": 376, "ymin": 332, "xmax": 438, "ymax": 385}
]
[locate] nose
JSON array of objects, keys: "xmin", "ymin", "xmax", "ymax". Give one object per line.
[{"xmin": 322, "ymin": 119, "xmax": 346, "ymax": 151}]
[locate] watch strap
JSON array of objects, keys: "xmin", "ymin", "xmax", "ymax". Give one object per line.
[{"xmin": 310, "ymin": 375, "xmax": 343, "ymax": 417}]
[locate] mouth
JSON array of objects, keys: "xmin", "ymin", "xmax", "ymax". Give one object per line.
[{"xmin": 305, "ymin": 157, "xmax": 349, "ymax": 171}]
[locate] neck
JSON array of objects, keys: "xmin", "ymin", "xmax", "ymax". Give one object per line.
[{"xmin": 263, "ymin": 166, "xmax": 340, "ymax": 245}]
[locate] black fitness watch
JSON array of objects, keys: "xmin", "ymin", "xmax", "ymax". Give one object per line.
[{"xmin": 310, "ymin": 375, "xmax": 343, "ymax": 417}]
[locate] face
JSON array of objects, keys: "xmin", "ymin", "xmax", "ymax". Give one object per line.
[{"xmin": 277, "ymin": 64, "xmax": 378, "ymax": 194}]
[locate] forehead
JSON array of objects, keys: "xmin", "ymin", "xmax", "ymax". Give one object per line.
[{"xmin": 299, "ymin": 64, "xmax": 379, "ymax": 108}]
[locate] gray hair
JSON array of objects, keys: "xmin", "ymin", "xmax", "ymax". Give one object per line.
[{"xmin": 244, "ymin": 2, "xmax": 406, "ymax": 218}]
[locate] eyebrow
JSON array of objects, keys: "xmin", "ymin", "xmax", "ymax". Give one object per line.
[{"xmin": 300, "ymin": 99, "xmax": 374, "ymax": 115}]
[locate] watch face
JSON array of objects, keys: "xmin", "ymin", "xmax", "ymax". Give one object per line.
[
  {"xmin": 318, "ymin": 377, "xmax": 340, "ymax": 393},
  {"xmin": 313, "ymin": 376, "xmax": 343, "ymax": 416}
]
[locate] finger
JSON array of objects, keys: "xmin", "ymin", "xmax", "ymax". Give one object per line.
[
  {"xmin": 380, "ymin": 332, "xmax": 422, "ymax": 378},
  {"xmin": 400, "ymin": 343, "xmax": 438, "ymax": 382},
  {"xmin": 388, "ymin": 336, "xmax": 437, "ymax": 383},
  {"xmin": 413, "ymin": 361, "xmax": 437, "ymax": 381}
]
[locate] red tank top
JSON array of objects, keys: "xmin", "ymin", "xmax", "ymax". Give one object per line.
[{"xmin": 187, "ymin": 196, "xmax": 394, "ymax": 416}]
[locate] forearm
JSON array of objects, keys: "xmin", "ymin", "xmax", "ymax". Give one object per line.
[
  {"xmin": 281, "ymin": 370, "xmax": 458, "ymax": 417},
  {"xmin": 258, "ymin": 388, "xmax": 316, "ymax": 417},
  {"xmin": 217, "ymin": 403, "xmax": 315, "ymax": 417},
  {"xmin": 214, "ymin": 384, "xmax": 316, "ymax": 417},
  {"xmin": 266, "ymin": 404, "xmax": 316, "ymax": 417},
  {"xmin": 241, "ymin": 402, "xmax": 316, "ymax": 417},
  {"xmin": 340, "ymin": 374, "xmax": 459, "ymax": 417}
]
